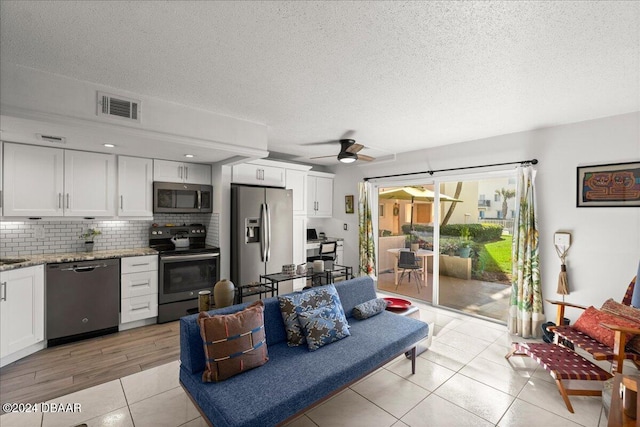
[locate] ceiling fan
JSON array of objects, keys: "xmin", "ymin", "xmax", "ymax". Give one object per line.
[{"xmin": 310, "ymin": 139, "xmax": 375, "ymax": 164}]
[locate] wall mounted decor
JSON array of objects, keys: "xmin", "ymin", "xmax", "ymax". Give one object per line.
[
  {"xmin": 345, "ymin": 195, "xmax": 354, "ymax": 214},
  {"xmin": 577, "ymin": 161, "xmax": 640, "ymax": 207}
]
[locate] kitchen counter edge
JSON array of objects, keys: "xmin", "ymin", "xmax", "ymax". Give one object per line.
[{"xmin": 0, "ymin": 248, "xmax": 159, "ymax": 272}]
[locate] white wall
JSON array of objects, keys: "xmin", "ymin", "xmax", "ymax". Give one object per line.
[{"xmin": 329, "ymin": 112, "xmax": 640, "ymax": 322}]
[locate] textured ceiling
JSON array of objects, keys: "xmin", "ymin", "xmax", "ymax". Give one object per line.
[{"xmin": 1, "ymin": 1, "xmax": 639, "ymax": 165}]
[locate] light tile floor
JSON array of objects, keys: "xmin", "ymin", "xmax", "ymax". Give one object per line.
[{"xmin": 1, "ymin": 297, "xmax": 617, "ymax": 427}]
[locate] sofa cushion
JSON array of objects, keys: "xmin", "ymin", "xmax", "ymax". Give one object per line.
[
  {"xmin": 298, "ymin": 303, "xmax": 350, "ymax": 351},
  {"xmin": 574, "ymin": 306, "xmax": 640, "ymax": 348},
  {"xmin": 278, "ymin": 284, "xmax": 347, "ymax": 346},
  {"xmin": 353, "ymin": 298, "xmax": 388, "ymax": 320},
  {"xmin": 198, "ymin": 300, "xmax": 268, "ymax": 382}
]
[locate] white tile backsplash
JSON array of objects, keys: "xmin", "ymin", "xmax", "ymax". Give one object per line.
[{"xmin": 0, "ymin": 214, "xmax": 220, "ymax": 257}]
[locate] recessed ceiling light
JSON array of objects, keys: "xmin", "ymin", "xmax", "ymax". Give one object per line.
[
  {"xmin": 103, "ymin": 143, "xmax": 116, "ymax": 148},
  {"xmin": 185, "ymin": 154, "xmax": 194, "ymax": 158}
]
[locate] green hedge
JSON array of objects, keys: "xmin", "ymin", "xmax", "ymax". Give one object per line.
[{"xmin": 400, "ymin": 223, "xmax": 503, "ymax": 242}]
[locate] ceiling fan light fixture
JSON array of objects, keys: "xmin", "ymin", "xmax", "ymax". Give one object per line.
[{"xmin": 338, "ymin": 151, "xmax": 357, "ymax": 163}]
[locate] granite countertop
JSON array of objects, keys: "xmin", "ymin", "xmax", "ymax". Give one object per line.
[{"xmin": 0, "ymin": 247, "xmax": 158, "ymax": 272}]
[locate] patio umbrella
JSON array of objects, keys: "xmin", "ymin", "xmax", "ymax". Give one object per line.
[{"xmin": 379, "ymin": 186, "xmax": 462, "ymax": 242}]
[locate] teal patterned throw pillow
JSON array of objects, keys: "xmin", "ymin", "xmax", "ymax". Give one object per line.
[
  {"xmin": 297, "ymin": 303, "xmax": 350, "ymax": 351},
  {"xmin": 278, "ymin": 284, "xmax": 347, "ymax": 346}
]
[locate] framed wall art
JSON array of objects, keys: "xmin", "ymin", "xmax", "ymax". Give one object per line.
[
  {"xmin": 345, "ymin": 195, "xmax": 355, "ymax": 214},
  {"xmin": 576, "ymin": 161, "xmax": 640, "ymax": 207}
]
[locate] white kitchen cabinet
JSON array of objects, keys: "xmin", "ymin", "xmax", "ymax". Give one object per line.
[
  {"xmin": 0, "ymin": 265, "xmax": 45, "ymax": 361},
  {"xmin": 153, "ymin": 159, "xmax": 211, "ymax": 185},
  {"xmin": 64, "ymin": 150, "xmax": 117, "ymax": 217},
  {"xmin": 120, "ymin": 255, "xmax": 158, "ymax": 327},
  {"xmin": 118, "ymin": 156, "xmax": 153, "ymax": 217},
  {"xmin": 3, "ymin": 143, "xmax": 65, "ymax": 216},
  {"xmin": 307, "ymin": 172, "xmax": 334, "ymax": 217},
  {"xmin": 2, "ymin": 143, "xmax": 116, "ymax": 217},
  {"xmin": 285, "ymin": 169, "xmax": 308, "ymax": 215},
  {"xmin": 232, "ymin": 162, "xmax": 286, "ymax": 187}
]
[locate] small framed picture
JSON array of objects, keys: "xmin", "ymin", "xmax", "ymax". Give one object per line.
[
  {"xmin": 576, "ymin": 161, "xmax": 640, "ymax": 207},
  {"xmin": 345, "ymin": 195, "xmax": 354, "ymax": 214}
]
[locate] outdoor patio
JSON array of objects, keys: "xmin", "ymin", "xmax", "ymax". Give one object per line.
[{"xmin": 376, "ymin": 270, "xmax": 511, "ymax": 322}]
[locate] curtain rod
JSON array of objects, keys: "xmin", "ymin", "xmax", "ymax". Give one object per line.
[{"xmin": 363, "ymin": 158, "xmax": 538, "ymax": 182}]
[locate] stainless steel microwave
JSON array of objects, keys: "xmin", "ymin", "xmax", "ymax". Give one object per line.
[{"xmin": 153, "ymin": 181, "xmax": 213, "ymax": 213}]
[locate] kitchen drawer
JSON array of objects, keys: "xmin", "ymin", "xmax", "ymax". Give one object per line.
[
  {"xmin": 121, "ymin": 255, "xmax": 158, "ymax": 274},
  {"xmin": 121, "ymin": 294, "xmax": 158, "ymax": 323},
  {"xmin": 121, "ymin": 270, "xmax": 158, "ymax": 299}
]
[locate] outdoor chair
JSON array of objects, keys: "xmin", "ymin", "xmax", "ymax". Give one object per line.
[{"xmin": 396, "ymin": 250, "xmax": 423, "ymax": 293}]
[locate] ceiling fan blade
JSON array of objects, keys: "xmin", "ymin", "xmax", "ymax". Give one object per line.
[
  {"xmin": 357, "ymin": 154, "xmax": 375, "ymax": 162},
  {"xmin": 346, "ymin": 143, "xmax": 364, "ymax": 154},
  {"xmin": 303, "ymin": 140, "xmax": 339, "ymax": 146},
  {"xmin": 309, "ymin": 154, "xmax": 338, "ymax": 159}
]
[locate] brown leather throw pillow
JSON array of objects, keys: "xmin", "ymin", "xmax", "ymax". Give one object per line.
[{"xmin": 198, "ymin": 300, "xmax": 269, "ymax": 382}]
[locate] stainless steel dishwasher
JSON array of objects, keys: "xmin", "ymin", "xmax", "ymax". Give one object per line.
[{"xmin": 46, "ymin": 258, "xmax": 120, "ymax": 346}]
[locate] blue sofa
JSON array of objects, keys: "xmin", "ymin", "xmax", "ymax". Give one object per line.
[{"xmin": 179, "ymin": 276, "xmax": 429, "ymax": 427}]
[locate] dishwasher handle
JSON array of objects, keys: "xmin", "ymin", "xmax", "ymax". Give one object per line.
[{"xmin": 61, "ymin": 263, "xmax": 109, "ymax": 272}]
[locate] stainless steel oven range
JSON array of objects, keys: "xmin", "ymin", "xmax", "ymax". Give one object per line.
[{"xmin": 149, "ymin": 225, "xmax": 220, "ymax": 323}]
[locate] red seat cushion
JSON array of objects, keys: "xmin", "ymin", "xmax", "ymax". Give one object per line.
[{"xmin": 573, "ymin": 306, "xmax": 640, "ymax": 348}]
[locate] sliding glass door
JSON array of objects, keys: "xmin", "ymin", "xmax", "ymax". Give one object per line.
[
  {"xmin": 375, "ymin": 171, "xmax": 516, "ymax": 322},
  {"xmin": 436, "ymin": 176, "xmax": 515, "ymax": 321}
]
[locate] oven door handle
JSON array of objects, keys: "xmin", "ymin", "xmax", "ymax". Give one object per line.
[{"xmin": 161, "ymin": 253, "xmax": 219, "ymax": 262}]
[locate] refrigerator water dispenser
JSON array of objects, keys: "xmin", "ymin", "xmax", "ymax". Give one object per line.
[{"xmin": 245, "ymin": 218, "xmax": 260, "ymax": 243}]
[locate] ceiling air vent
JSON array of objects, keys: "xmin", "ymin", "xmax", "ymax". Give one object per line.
[{"xmin": 97, "ymin": 91, "xmax": 141, "ymax": 123}]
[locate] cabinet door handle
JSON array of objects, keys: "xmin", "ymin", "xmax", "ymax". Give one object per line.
[
  {"xmin": 1, "ymin": 282, "xmax": 6, "ymax": 301},
  {"xmin": 131, "ymin": 303, "xmax": 150, "ymax": 311},
  {"xmin": 120, "ymin": 195, "xmax": 124, "ymax": 210},
  {"xmin": 66, "ymin": 193, "xmax": 70, "ymax": 209},
  {"xmin": 178, "ymin": 166, "xmax": 183, "ymax": 179},
  {"xmin": 130, "ymin": 280, "xmax": 150, "ymax": 287},
  {"xmin": 185, "ymin": 166, "xmax": 189, "ymax": 181},
  {"xmin": 131, "ymin": 263, "xmax": 150, "ymax": 267},
  {"xmin": 58, "ymin": 193, "xmax": 62, "ymax": 209}
]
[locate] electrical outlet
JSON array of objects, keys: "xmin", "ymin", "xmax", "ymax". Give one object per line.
[
  {"xmin": 554, "ymin": 232, "xmax": 571, "ymax": 246},
  {"xmin": 343, "ymin": 223, "xmax": 348, "ymax": 231}
]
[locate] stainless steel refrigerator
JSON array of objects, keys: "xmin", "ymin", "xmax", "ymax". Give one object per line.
[{"xmin": 231, "ymin": 184, "xmax": 293, "ymax": 287}]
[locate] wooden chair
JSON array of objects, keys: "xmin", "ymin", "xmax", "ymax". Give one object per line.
[{"xmin": 546, "ymin": 276, "xmax": 640, "ymax": 374}]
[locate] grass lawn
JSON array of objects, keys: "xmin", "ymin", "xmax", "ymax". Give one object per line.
[{"xmin": 475, "ymin": 235, "xmax": 512, "ymax": 282}]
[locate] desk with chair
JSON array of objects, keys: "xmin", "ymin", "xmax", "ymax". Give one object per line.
[{"xmin": 306, "ymin": 239, "xmax": 344, "ymax": 266}]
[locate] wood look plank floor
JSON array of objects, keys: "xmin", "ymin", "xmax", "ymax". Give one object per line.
[{"xmin": 0, "ymin": 321, "xmax": 180, "ymax": 408}]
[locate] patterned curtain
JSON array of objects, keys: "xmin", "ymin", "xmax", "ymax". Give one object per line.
[
  {"xmin": 358, "ymin": 182, "xmax": 376, "ymax": 277},
  {"xmin": 508, "ymin": 166, "xmax": 543, "ymax": 338}
]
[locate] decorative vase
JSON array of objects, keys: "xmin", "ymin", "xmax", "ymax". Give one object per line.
[
  {"xmin": 84, "ymin": 241, "xmax": 94, "ymax": 252},
  {"xmin": 410, "ymin": 243, "xmax": 420, "ymax": 252},
  {"xmin": 214, "ymin": 279, "xmax": 235, "ymax": 308}
]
